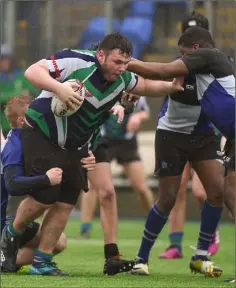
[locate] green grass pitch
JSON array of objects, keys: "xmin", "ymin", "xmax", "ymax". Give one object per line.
[{"xmin": 2, "ymin": 219, "xmax": 234, "ymax": 287}]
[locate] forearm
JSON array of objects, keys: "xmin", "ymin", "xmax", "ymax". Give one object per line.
[
  {"xmin": 143, "ymin": 79, "xmax": 176, "ymax": 98},
  {"xmin": 24, "ymin": 61, "xmax": 62, "ymax": 94},
  {"xmin": 4, "ymin": 165, "xmax": 51, "ymax": 196},
  {"xmin": 135, "ymin": 111, "xmax": 149, "ymax": 122}
]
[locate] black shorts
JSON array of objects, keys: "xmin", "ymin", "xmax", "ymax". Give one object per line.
[
  {"xmin": 223, "ymin": 138, "xmax": 235, "ymax": 172},
  {"xmin": 93, "ymin": 142, "xmax": 110, "ymax": 163},
  {"xmin": 21, "ymin": 127, "xmax": 89, "ymax": 205},
  {"xmin": 97, "ymin": 136, "xmax": 141, "ymax": 164},
  {"xmin": 155, "ymin": 129, "xmax": 222, "ymax": 177},
  {"xmin": 20, "ymin": 221, "xmax": 40, "ymax": 248}
]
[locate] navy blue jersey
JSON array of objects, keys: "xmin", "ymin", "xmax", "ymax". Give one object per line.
[
  {"xmin": 1, "ymin": 128, "xmax": 23, "ymax": 173},
  {"xmin": 181, "ymin": 48, "xmax": 235, "ymax": 139},
  {"xmin": 1, "ymin": 129, "xmax": 50, "ymax": 230}
]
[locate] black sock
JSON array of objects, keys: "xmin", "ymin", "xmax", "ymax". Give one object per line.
[{"xmin": 104, "ymin": 243, "xmax": 119, "ymax": 259}]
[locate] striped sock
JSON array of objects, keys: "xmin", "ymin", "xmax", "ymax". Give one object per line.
[
  {"xmin": 33, "ymin": 249, "xmax": 53, "ymax": 266},
  {"xmin": 7, "ymin": 221, "xmax": 24, "ymax": 237},
  {"xmin": 194, "ymin": 201, "xmax": 222, "ymax": 259},
  {"xmin": 137, "ymin": 205, "xmax": 169, "ymax": 263}
]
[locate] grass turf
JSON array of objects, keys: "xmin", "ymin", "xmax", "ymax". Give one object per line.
[{"xmin": 1, "ymin": 219, "xmax": 234, "ymax": 287}]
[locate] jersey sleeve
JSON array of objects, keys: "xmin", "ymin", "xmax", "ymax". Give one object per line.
[
  {"xmin": 1, "ymin": 132, "xmax": 23, "ymax": 171},
  {"xmin": 181, "ymin": 48, "xmax": 217, "ymax": 74},
  {"xmin": 121, "ymin": 71, "xmax": 138, "ymax": 91},
  {"xmin": 46, "ymin": 49, "xmax": 92, "ymax": 82}
]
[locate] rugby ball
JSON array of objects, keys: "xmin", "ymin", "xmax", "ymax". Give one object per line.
[{"xmin": 51, "ymin": 79, "xmax": 85, "ymax": 117}]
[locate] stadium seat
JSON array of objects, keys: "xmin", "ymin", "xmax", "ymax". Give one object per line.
[
  {"xmin": 129, "ymin": 1, "xmax": 156, "ymax": 18},
  {"xmin": 120, "ymin": 17, "xmax": 152, "ymax": 45},
  {"xmin": 79, "ymin": 17, "xmax": 120, "ymax": 49},
  {"xmin": 120, "ymin": 17, "xmax": 153, "ymax": 58}
]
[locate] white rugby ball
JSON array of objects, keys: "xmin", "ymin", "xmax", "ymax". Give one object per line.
[{"xmin": 51, "ymin": 79, "xmax": 85, "ymax": 117}]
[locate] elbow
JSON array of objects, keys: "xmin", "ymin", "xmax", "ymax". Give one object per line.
[
  {"xmin": 5, "ymin": 180, "xmax": 24, "ymax": 196},
  {"xmin": 24, "ymin": 66, "xmax": 32, "ymax": 81},
  {"xmin": 24, "ymin": 65, "xmax": 34, "ymax": 82}
]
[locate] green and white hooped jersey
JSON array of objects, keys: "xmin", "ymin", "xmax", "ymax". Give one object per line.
[{"xmin": 25, "ymin": 49, "xmax": 138, "ymax": 148}]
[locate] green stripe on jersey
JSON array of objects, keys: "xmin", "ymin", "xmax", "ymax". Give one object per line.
[{"xmin": 26, "ymin": 108, "xmax": 50, "ymax": 138}]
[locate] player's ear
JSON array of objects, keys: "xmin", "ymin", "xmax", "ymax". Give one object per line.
[
  {"xmin": 97, "ymin": 50, "xmax": 105, "ymax": 64},
  {"xmin": 17, "ymin": 116, "xmax": 25, "ymax": 128}
]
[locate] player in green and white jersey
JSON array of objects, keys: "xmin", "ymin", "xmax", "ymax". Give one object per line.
[{"xmin": 1, "ymin": 33, "xmax": 183, "ymax": 276}]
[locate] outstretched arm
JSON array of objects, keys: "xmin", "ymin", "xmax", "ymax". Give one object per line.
[
  {"xmin": 131, "ymin": 76, "xmax": 184, "ymax": 98},
  {"xmin": 128, "ymin": 58, "xmax": 189, "ymax": 80}
]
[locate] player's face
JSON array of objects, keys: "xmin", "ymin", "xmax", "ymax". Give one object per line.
[
  {"xmin": 179, "ymin": 44, "xmax": 200, "ymax": 56},
  {"xmin": 98, "ymin": 49, "xmax": 131, "ymax": 82}
]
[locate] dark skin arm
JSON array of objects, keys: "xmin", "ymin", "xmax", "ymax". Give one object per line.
[{"xmin": 128, "ymin": 58, "xmax": 190, "ymax": 80}]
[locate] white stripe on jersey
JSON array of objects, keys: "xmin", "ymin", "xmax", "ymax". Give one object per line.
[{"xmin": 46, "ymin": 57, "xmax": 95, "ymax": 82}]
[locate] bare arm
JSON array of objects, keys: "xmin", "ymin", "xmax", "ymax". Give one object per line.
[
  {"xmin": 128, "ymin": 59, "xmax": 189, "ymax": 80},
  {"xmin": 24, "ymin": 59, "xmax": 81, "ymax": 109},
  {"xmin": 24, "ymin": 59, "xmax": 63, "ymax": 94},
  {"xmin": 135, "ymin": 111, "xmax": 149, "ymax": 122},
  {"xmin": 131, "ymin": 76, "xmax": 184, "ymax": 98}
]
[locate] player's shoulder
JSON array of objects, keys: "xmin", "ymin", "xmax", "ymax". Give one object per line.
[
  {"xmin": 187, "ymin": 48, "xmax": 218, "ymax": 60},
  {"xmin": 2, "ymin": 129, "xmax": 22, "ymax": 152},
  {"xmin": 49, "ymin": 48, "xmax": 96, "ymax": 62},
  {"xmin": 1, "ymin": 129, "xmax": 22, "ymax": 167}
]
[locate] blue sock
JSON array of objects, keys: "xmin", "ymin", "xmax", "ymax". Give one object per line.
[
  {"xmin": 33, "ymin": 249, "xmax": 53, "ymax": 266},
  {"xmin": 194, "ymin": 201, "xmax": 222, "ymax": 259},
  {"xmin": 169, "ymin": 232, "xmax": 183, "ymax": 250},
  {"xmin": 137, "ymin": 205, "xmax": 169, "ymax": 263},
  {"xmin": 80, "ymin": 222, "xmax": 92, "ymax": 233}
]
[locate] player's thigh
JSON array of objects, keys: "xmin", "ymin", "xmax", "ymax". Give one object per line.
[
  {"xmin": 191, "ymin": 133, "xmax": 224, "ymax": 198},
  {"xmin": 191, "ymin": 170, "xmax": 206, "ymax": 201},
  {"xmin": 88, "ymin": 162, "xmax": 114, "ymax": 193},
  {"xmin": 224, "ymin": 137, "xmax": 235, "ymax": 175},
  {"xmin": 178, "ymin": 162, "xmax": 191, "ymax": 198},
  {"xmin": 155, "ymin": 129, "xmax": 188, "ymax": 177},
  {"xmin": 59, "ymin": 147, "xmax": 89, "ymax": 206},
  {"xmin": 123, "ymin": 161, "xmax": 146, "ymax": 190},
  {"xmin": 192, "ymin": 159, "xmax": 224, "ymax": 202}
]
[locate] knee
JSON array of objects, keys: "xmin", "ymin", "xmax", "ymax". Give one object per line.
[
  {"xmin": 157, "ymin": 191, "xmax": 177, "ymax": 213},
  {"xmin": 55, "ymin": 202, "xmax": 74, "ymax": 213},
  {"xmin": 53, "ymin": 232, "xmax": 67, "ymax": 254},
  {"xmin": 133, "ymin": 183, "xmax": 148, "ymax": 196},
  {"xmin": 207, "ymin": 188, "xmax": 224, "ymax": 206},
  {"xmin": 98, "ymin": 185, "xmax": 116, "ymax": 204}
]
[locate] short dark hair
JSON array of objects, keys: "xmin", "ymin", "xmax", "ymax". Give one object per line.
[
  {"xmin": 88, "ymin": 42, "xmax": 100, "ymax": 51},
  {"xmin": 181, "ymin": 11, "xmax": 209, "ymax": 33},
  {"xmin": 178, "ymin": 26, "xmax": 215, "ymax": 48},
  {"xmin": 98, "ymin": 32, "xmax": 132, "ymax": 56}
]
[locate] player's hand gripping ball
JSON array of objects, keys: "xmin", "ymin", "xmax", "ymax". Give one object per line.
[{"xmin": 51, "ymin": 79, "xmax": 85, "ymax": 117}]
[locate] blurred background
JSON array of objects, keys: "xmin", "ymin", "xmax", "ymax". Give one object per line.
[{"xmin": 1, "ymin": 0, "xmax": 235, "ymax": 220}]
